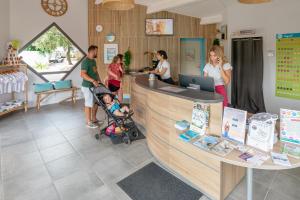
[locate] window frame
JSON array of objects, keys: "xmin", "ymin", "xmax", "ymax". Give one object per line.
[{"xmin": 19, "ymin": 22, "xmax": 86, "ymax": 82}]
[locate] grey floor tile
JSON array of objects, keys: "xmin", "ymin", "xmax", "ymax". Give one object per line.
[
  {"xmin": 92, "ymin": 154, "xmax": 134, "ymax": 183},
  {"xmin": 265, "ymin": 189, "xmax": 295, "ymax": 200},
  {"xmin": 76, "ymin": 185, "xmax": 118, "ymax": 200},
  {"xmin": 36, "ymin": 134, "xmax": 67, "ymax": 150},
  {"xmin": 69, "ymin": 135, "xmax": 100, "ymax": 151},
  {"xmin": 2, "ymin": 151, "xmax": 44, "ymax": 180},
  {"xmin": 54, "ymin": 170, "xmax": 103, "ymax": 200},
  {"xmin": 270, "ymin": 173, "xmax": 300, "ymax": 200},
  {"xmin": 61, "ymin": 126, "xmax": 95, "ymax": 140},
  {"xmin": 79, "ymin": 145, "xmax": 117, "ymax": 166},
  {"xmin": 228, "ymin": 178, "xmax": 268, "ymax": 200},
  {"xmin": 46, "ymin": 153, "xmax": 89, "ymax": 180},
  {"xmin": 1, "ymin": 140, "xmax": 38, "ymax": 156},
  {"xmin": 0, "ymin": 130, "xmax": 33, "ymax": 148},
  {"xmin": 40, "ymin": 142, "xmax": 76, "ymax": 163},
  {"xmin": 253, "ymin": 169, "xmax": 278, "ymax": 188},
  {"xmin": 281, "ymin": 167, "xmax": 300, "ymax": 181},
  {"xmin": 3, "ymin": 165, "xmax": 52, "ymax": 200},
  {"xmin": 115, "ymin": 141, "xmax": 152, "ymax": 166},
  {"xmin": 11, "ymin": 185, "xmax": 60, "ymax": 200},
  {"xmin": 30, "ymin": 126, "xmax": 60, "ymax": 139}
]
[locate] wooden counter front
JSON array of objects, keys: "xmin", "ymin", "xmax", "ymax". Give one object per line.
[{"xmin": 130, "ymin": 75, "xmax": 245, "ymax": 200}]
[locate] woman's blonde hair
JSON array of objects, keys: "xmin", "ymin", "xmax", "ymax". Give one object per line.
[
  {"xmin": 111, "ymin": 55, "xmax": 119, "ymax": 64},
  {"xmin": 208, "ymin": 45, "xmax": 228, "ymax": 64}
]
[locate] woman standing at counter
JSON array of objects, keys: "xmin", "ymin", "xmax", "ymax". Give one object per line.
[
  {"xmin": 204, "ymin": 46, "xmax": 232, "ymax": 107},
  {"xmin": 150, "ymin": 50, "xmax": 174, "ymax": 84}
]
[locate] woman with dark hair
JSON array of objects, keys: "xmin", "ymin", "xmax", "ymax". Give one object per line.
[
  {"xmin": 107, "ymin": 55, "xmax": 124, "ymax": 102},
  {"xmin": 150, "ymin": 50, "xmax": 174, "ymax": 84}
]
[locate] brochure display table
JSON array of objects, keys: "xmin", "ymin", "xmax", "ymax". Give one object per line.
[{"xmin": 130, "ymin": 74, "xmax": 300, "ymax": 200}]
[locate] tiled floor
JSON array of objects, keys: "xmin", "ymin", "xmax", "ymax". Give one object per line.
[{"xmin": 0, "ymin": 101, "xmax": 300, "ymax": 200}]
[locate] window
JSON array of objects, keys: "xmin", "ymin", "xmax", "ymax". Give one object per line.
[{"xmin": 19, "ymin": 23, "xmax": 86, "ymax": 82}]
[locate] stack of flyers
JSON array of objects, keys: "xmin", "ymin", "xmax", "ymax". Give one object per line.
[
  {"xmin": 281, "ymin": 143, "xmax": 300, "ymax": 159},
  {"xmin": 211, "ymin": 140, "xmax": 234, "ymax": 156},
  {"xmin": 271, "ymin": 152, "xmax": 291, "ymax": 167},
  {"xmin": 179, "ymin": 130, "xmax": 199, "ymax": 142},
  {"xmin": 246, "ymin": 151, "xmax": 270, "ymax": 166},
  {"xmin": 239, "ymin": 152, "xmax": 253, "ymax": 161},
  {"xmin": 193, "ymin": 135, "xmax": 221, "ymax": 150},
  {"xmin": 175, "ymin": 120, "xmax": 190, "ymax": 131}
]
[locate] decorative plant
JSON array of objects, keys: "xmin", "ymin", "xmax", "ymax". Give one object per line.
[
  {"xmin": 213, "ymin": 38, "xmax": 220, "ymax": 46},
  {"xmin": 124, "ymin": 47, "xmax": 131, "ymax": 73}
]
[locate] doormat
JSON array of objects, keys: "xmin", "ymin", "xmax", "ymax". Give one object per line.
[{"xmin": 117, "ymin": 162, "xmax": 203, "ymax": 200}]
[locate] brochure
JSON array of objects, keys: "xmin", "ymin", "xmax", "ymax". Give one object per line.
[
  {"xmin": 222, "ymin": 107, "xmax": 247, "ymax": 144},
  {"xmin": 247, "ymin": 113, "xmax": 278, "ymax": 152},
  {"xmin": 211, "ymin": 140, "xmax": 234, "ymax": 156},
  {"xmin": 281, "ymin": 143, "xmax": 300, "ymax": 159},
  {"xmin": 193, "ymin": 135, "xmax": 220, "ymax": 150},
  {"xmin": 179, "ymin": 130, "xmax": 199, "ymax": 142},
  {"xmin": 239, "ymin": 152, "xmax": 253, "ymax": 161},
  {"xmin": 175, "ymin": 120, "xmax": 190, "ymax": 131},
  {"xmin": 190, "ymin": 102, "xmax": 210, "ymax": 136},
  {"xmin": 271, "ymin": 152, "xmax": 291, "ymax": 167},
  {"xmin": 246, "ymin": 151, "xmax": 270, "ymax": 166},
  {"xmin": 280, "ymin": 109, "xmax": 300, "ymax": 145}
]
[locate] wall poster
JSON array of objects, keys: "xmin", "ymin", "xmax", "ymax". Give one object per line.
[{"xmin": 276, "ymin": 33, "xmax": 300, "ymax": 100}]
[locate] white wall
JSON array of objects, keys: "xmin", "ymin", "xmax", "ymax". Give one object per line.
[
  {"xmin": 9, "ymin": 0, "xmax": 88, "ymax": 107},
  {"xmin": 0, "ymin": 0, "xmax": 10, "ymax": 58},
  {"xmin": 225, "ymin": 0, "xmax": 300, "ymax": 114}
]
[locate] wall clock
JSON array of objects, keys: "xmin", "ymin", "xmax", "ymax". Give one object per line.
[{"xmin": 41, "ymin": 0, "xmax": 68, "ymax": 17}]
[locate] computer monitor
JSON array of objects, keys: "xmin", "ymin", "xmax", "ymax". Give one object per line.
[{"xmin": 178, "ymin": 74, "xmax": 215, "ymax": 92}]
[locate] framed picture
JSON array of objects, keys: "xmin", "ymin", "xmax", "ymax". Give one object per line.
[
  {"xmin": 104, "ymin": 44, "xmax": 118, "ymax": 64},
  {"xmin": 146, "ymin": 19, "xmax": 174, "ymax": 35},
  {"xmin": 221, "ymin": 25, "xmax": 227, "ymax": 40}
]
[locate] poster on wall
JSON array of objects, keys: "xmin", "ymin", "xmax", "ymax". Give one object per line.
[
  {"xmin": 276, "ymin": 33, "xmax": 300, "ymax": 100},
  {"xmin": 104, "ymin": 44, "xmax": 118, "ymax": 64},
  {"xmin": 180, "ymin": 38, "xmax": 206, "ymax": 76}
]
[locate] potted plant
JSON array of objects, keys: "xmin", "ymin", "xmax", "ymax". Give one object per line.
[{"xmin": 124, "ymin": 47, "xmax": 131, "ymax": 74}]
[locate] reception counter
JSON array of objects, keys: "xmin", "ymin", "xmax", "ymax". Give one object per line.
[{"xmin": 130, "ymin": 74, "xmax": 245, "ymax": 200}]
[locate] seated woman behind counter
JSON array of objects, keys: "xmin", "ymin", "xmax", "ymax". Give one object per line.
[{"xmin": 150, "ymin": 50, "xmax": 174, "ymax": 85}]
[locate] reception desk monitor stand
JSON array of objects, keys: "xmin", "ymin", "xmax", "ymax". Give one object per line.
[
  {"xmin": 179, "ymin": 74, "xmax": 215, "ymax": 92},
  {"xmin": 130, "ymin": 74, "xmax": 300, "ymax": 200}
]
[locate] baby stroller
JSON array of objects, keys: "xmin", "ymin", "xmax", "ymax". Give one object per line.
[{"xmin": 90, "ymin": 84, "xmax": 139, "ymax": 144}]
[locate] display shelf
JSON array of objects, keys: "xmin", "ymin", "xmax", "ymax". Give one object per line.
[
  {"xmin": 0, "ymin": 104, "xmax": 26, "ymax": 117},
  {"xmin": 0, "ymin": 64, "xmax": 28, "ymax": 117}
]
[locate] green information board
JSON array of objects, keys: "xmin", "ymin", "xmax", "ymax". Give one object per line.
[{"xmin": 276, "ymin": 33, "xmax": 300, "ymax": 100}]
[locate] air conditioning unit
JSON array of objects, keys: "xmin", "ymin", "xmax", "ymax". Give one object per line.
[{"xmin": 232, "ymin": 29, "xmax": 256, "ymax": 37}]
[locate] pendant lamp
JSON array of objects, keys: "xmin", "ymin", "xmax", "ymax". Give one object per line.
[
  {"xmin": 239, "ymin": 0, "xmax": 271, "ymax": 3},
  {"xmin": 102, "ymin": 0, "xmax": 135, "ymax": 10}
]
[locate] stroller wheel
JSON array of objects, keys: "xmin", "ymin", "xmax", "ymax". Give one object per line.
[
  {"xmin": 123, "ymin": 135, "xmax": 131, "ymax": 144},
  {"xmin": 95, "ymin": 134, "xmax": 100, "ymax": 140},
  {"xmin": 131, "ymin": 128, "xmax": 139, "ymax": 138}
]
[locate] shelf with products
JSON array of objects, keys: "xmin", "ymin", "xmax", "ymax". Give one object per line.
[{"xmin": 0, "ymin": 64, "xmax": 28, "ymax": 117}]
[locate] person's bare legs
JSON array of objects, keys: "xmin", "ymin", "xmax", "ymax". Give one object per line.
[
  {"xmin": 85, "ymin": 106, "xmax": 92, "ymax": 124},
  {"xmin": 117, "ymin": 87, "xmax": 123, "ymax": 103},
  {"xmin": 92, "ymin": 104, "xmax": 98, "ymax": 122}
]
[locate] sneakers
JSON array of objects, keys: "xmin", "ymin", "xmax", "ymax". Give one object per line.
[{"xmin": 86, "ymin": 122, "xmax": 99, "ymax": 129}]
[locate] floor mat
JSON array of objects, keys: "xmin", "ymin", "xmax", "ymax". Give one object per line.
[{"xmin": 117, "ymin": 162, "xmax": 203, "ymax": 200}]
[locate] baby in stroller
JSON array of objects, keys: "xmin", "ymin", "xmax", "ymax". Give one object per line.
[{"xmin": 103, "ymin": 94, "xmax": 130, "ymax": 117}]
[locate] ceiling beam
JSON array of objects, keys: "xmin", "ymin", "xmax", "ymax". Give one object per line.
[{"xmin": 146, "ymin": 0, "xmax": 203, "ymax": 14}]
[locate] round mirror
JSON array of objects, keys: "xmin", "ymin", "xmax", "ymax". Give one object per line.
[{"xmin": 106, "ymin": 33, "xmax": 116, "ymax": 42}]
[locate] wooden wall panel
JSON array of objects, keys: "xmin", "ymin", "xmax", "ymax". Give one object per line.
[{"xmin": 88, "ymin": 1, "xmax": 217, "ymax": 80}]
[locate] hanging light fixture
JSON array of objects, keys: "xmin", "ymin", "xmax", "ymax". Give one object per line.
[
  {"xmin": 239, "ymin": 0, "xmax": 271, "ymax": 3},
  {"xmin": 102, "ymin": 0, "xmax": 135, "ymax": 10}
]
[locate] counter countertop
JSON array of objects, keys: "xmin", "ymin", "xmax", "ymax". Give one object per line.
[{"xmin": 134, "ymin": 74, "xmax": 223, "ymax": 103}]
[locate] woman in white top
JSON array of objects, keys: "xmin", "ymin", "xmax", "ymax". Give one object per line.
[
  {"xmin": 150, "ymin": 50, "xmax": 174, "ymax": 84},
  {"xmin": 203, "ymin": 46, "xmax": 233, "ymax": 107}
]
